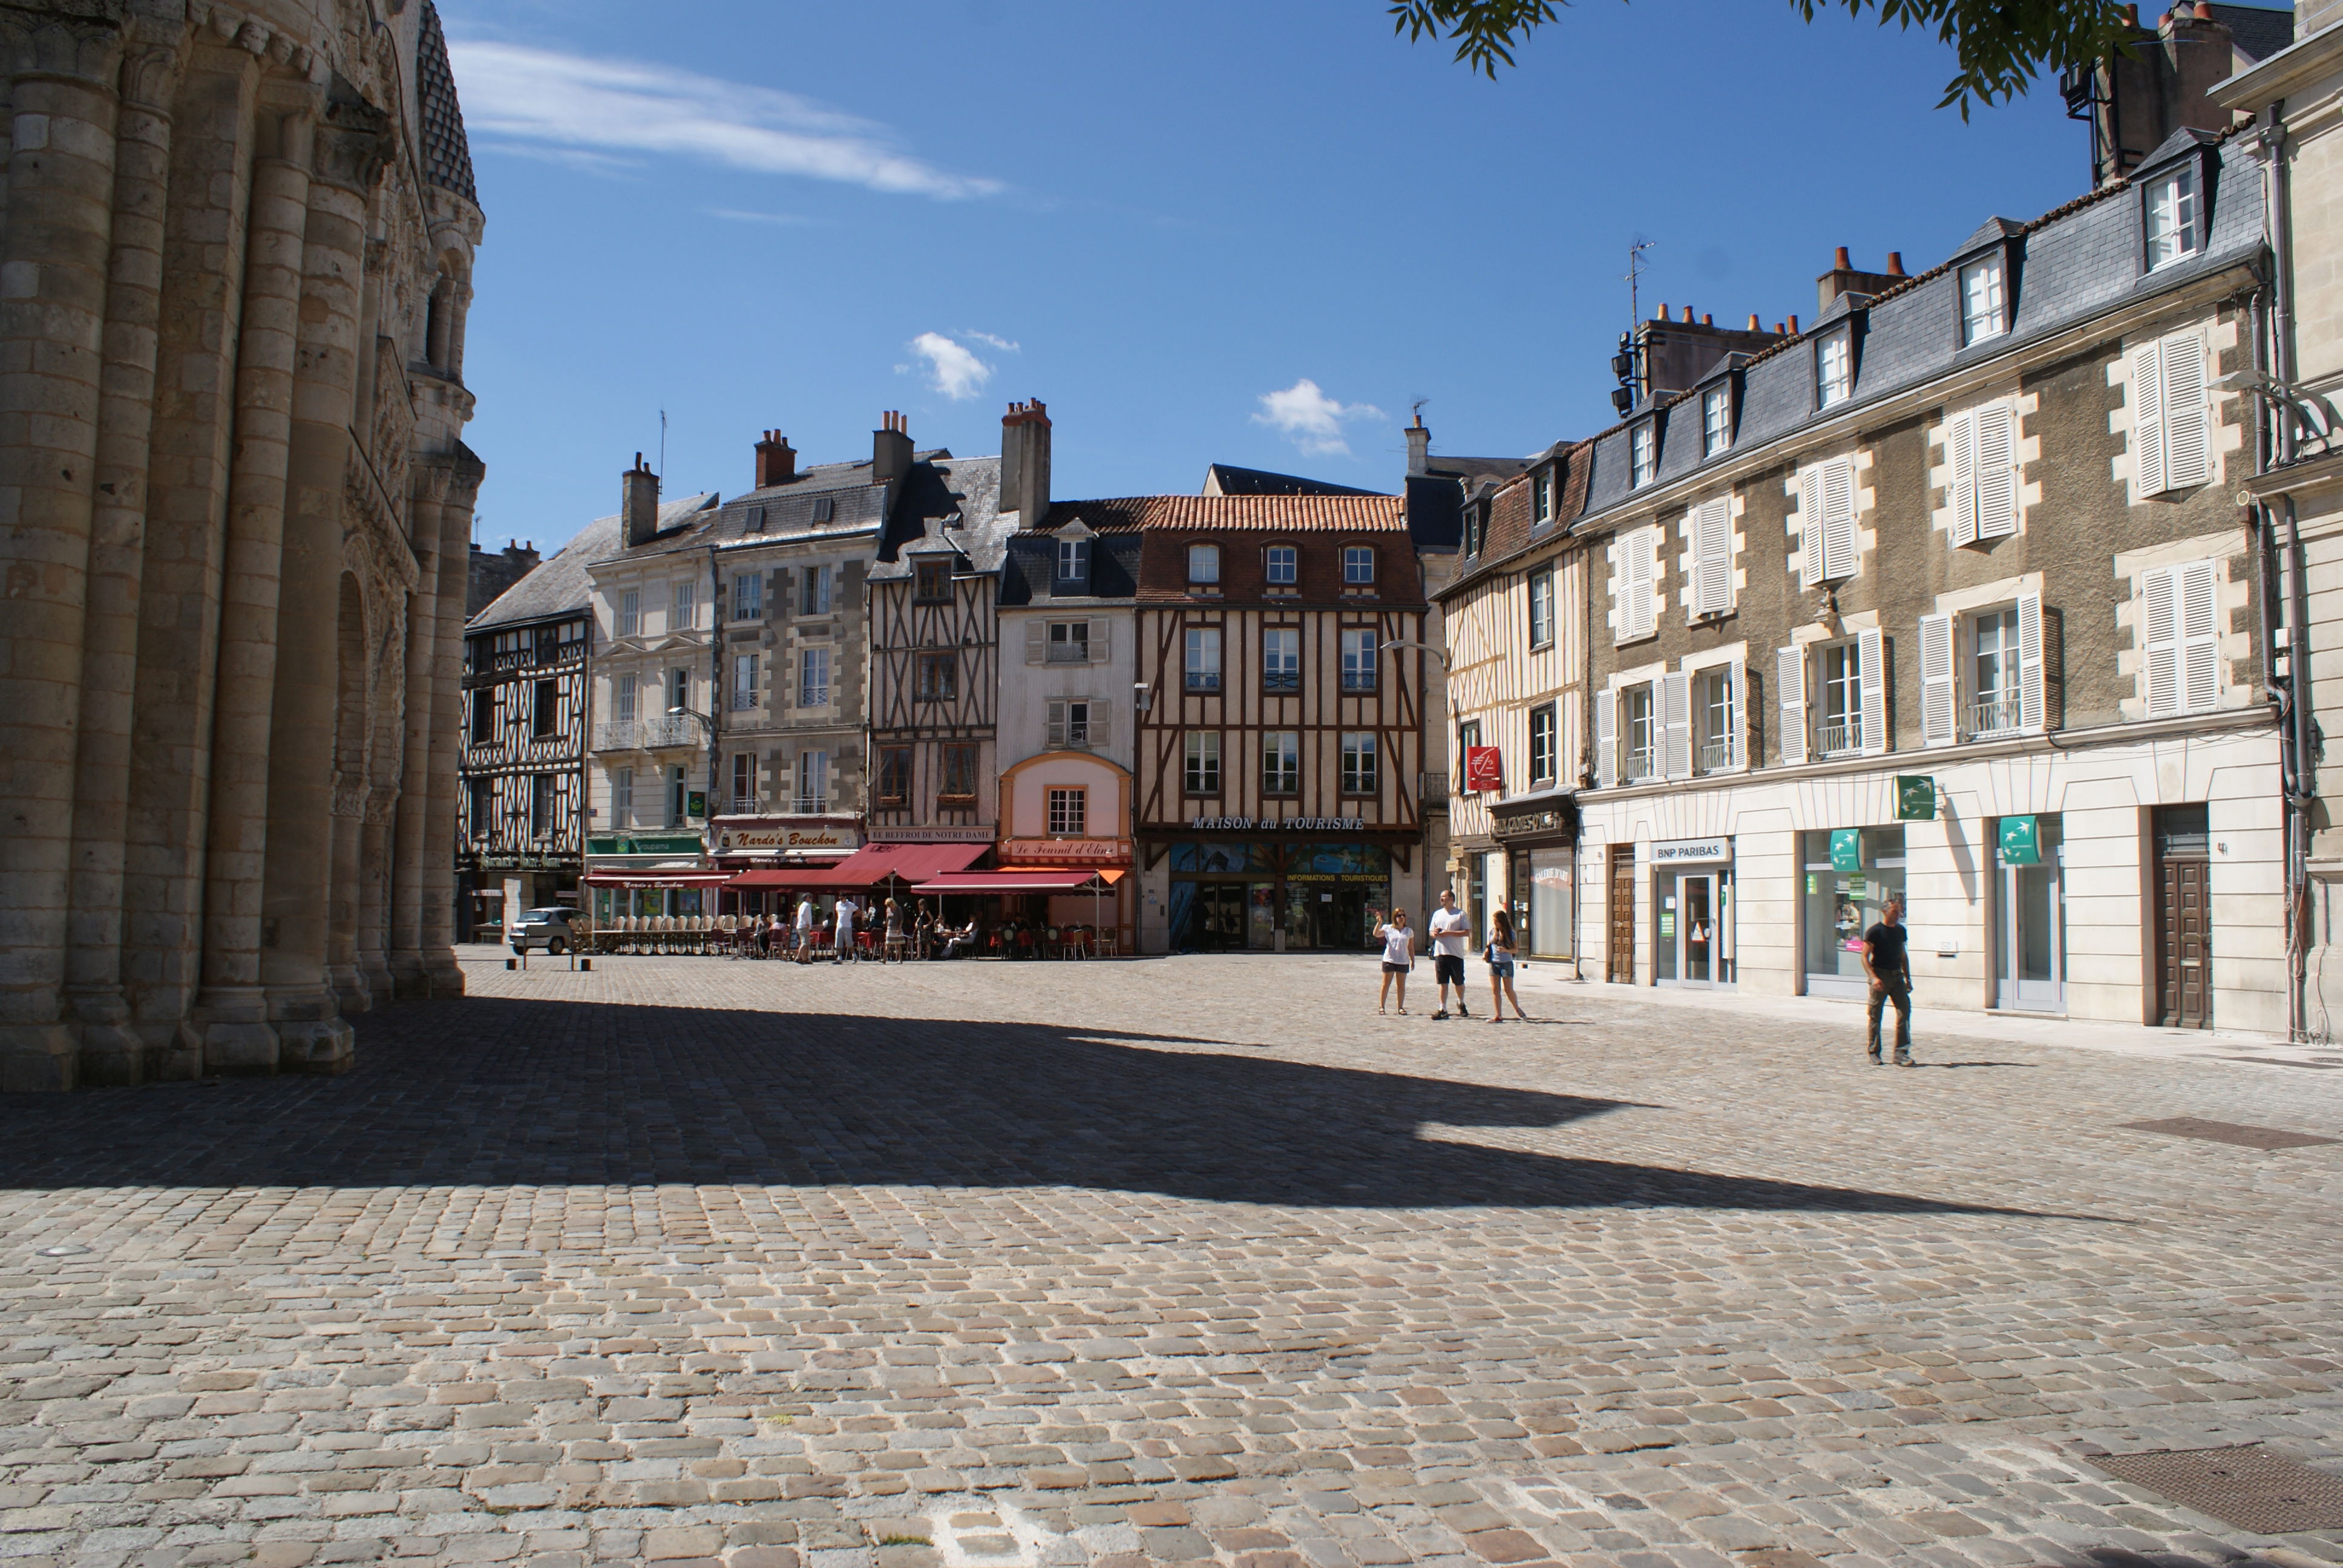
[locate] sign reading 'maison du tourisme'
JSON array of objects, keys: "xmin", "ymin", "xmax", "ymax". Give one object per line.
[{"xmin": 1188, "ymin": 817, "xmax": 1365, "ymax": 832}]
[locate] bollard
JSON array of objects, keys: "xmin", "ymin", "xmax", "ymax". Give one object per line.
[
  {"xmin": 580, "ymin": 958, "xmax": 592, "ymax": 972},
  {"xmin": 505, "ymin": 958, "xmax": 516, "ymax": 970}
]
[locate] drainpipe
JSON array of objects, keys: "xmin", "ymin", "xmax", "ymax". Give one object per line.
[{"xmin": 709, "ymin": 543, "xmax": 724, "ymax": 852}]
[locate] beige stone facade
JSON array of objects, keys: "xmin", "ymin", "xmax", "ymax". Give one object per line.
[{"xmin": 0, "ymin": 0, "xmax": 483, "ymax": 1089}]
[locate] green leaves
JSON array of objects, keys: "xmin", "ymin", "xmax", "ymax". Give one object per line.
[{"xmin": 1390, "ymin": 0, "xmax": 2137, "ymax": 116}]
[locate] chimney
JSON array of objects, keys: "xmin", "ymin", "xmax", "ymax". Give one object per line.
[
  {"xmin": 754, "ymin": 430, "xmax": 796, "ymax": 488},
  {"xmin": 1815, "ymin": 246, "xmax": 1906, "ymax": 313},
  {"xmin": 1405, "ymin": 413, "xmax": 1430, "ymax": 476},
  {"xmin": 622, "ymin": 452, "xmax": 659, "ymax": 547},
  {"xmin": 1001, "ymin": 399, "xmax": 1052, "ymax": 528},
  {"xmin": 872, "ymin": 410, "xmax": 912, "ymax": 487}
]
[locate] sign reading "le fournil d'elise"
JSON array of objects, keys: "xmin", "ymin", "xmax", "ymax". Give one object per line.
[{"xmin": 1188, "ymin": 816, "xmax": 1364, "ymax": 832}]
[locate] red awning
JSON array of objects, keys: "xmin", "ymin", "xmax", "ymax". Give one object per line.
[
  {"xmin": 825, "ymin": 840, "xmax": 989, "ymax": 885},
  {"xmin": 912, "ymin": 869, "xmax": 1105, "ymax": 894},
  {"xmin": 726, "ymin": 868, "xmax": 858, "ymax": 889}
]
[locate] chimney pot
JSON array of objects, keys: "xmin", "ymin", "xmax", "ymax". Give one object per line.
[
  {"xmin": 1700, "ymin": 313, "xmax": 1712, "ymax": 327},
  {"xmin": 1833, "ymin": 246, "xmax": 1852, "ymax": 269},
  {"xmin": 1656, "ymin": 301, "xmax": 1668, "ymax": 321},
  {"xmin": 1886, "ymin": 250, "xmax": 1905, "ymax": 276},
  {"xmin": 1749, "ymin": 314, "xmax": 1762, "ymax": 332},
  {"xmin": 754, "ymin": 428, "xmax": 797, "ymax": 488},
  {"xmin": 1680, "ymin": 304, "xmax": 1694, "ymax": 322},
  {"xmin": 1789, "ymin": 315, "xmax": 1801, "ymax": 334}
]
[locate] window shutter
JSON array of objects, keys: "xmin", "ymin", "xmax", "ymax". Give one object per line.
[
  {"xmin": 2142, "ymin": 566, "xmax": 2179, "ymax": 716},
  {"xmin": 1089, "ymin": 703, "xmax": 1110, "ymax": 748},
  {"xmin": 1822, "ymin": 459, "xmax": 1858, "ymax": 581},
  {"xmin": 1947, "ymin": 413, "xmax": 1978, "ymax": 547},
  {"xmin": 1636, "ymin": 528, "xmax": 1659, "ymax": 636},
  {"xmin": 1777, "ymin": 645, "xmax": 1808, "ymax": 765},
  {"xmin": 1026, "ymin": 621, "xmax": 1046, "ymax": 664},
  {"xmin": 1975, "ymin": 402, "xmax": 2017, "ymax": 539},
  {"xmin": 1594, "ymin": 688, "xmax": 1617, "ymax": 789},
  {"xmin": 1089, "ymin": 618, "xmax": 1110, "ymax": 662},
  {"xmin": 1660, "ymin": 671, "xmax": 1693, "ymax": 779},
  {"xmin": 2134, "ymin": 341, "xmax": 2168, "ymax": 497},
  {"xmin": 1919, "ymin": 613, "xmax": 1955, "ymax": 746},
  {"xmin": 1729, "ymin": 659, "xmax": 1749, "ymax": 771},
  {"xmin": 1046, "ymin": 699, "xmax": 1065, "ymax": 749},
  {"xmin": 2017, "ymin": 593, "xmax": 2045, "ymax": 732},
  {"xmin": 1693, "ymin": 498, "xmax": 1732, "ymax": 616},
  {"xmin": 2161, "ymin": 332, "xmax": 2210, "ymax": 489},
  {"xmin": 1858, "ymin": 626, "xmax": 1889, "ymax": 756},
  {"xmin": 1797, "ymin": 471, "xmax": 1822, "ymax": 590},
  {"xmin": 2180, "ymin": 560, "xmax": 2220, "ymax": 711}
]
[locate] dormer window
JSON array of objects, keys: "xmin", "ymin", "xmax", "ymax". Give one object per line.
[
  {"xmin": 1817, "ymin": 327, "xmax": 1853, "ymax": 410},
  {"xmin": 1630, "ymin": 423, "xmax": 1656, "ymax": 488},
  {"xmin": 1960, "ymin": 253, "xmax": 2007, "ymax": 345},
  {"xmin": 1055, "ymin": 537, "xmax": 1090, "ymax": 585},
  {"xmin": 1188, "ymin": 543, "xmax": 1221, "ymax": 586},
  {"xmin": 1533, "ymin": 470, "xmax": 1553, "ymax": 523},
  {"xmin": 811, "ymin": 495, "xmax": 835, "ymax": 523},
  {"xmin": 1463, "ymin": 506, "xmax": 1484, "ymax": 557},
  {"xmin": 2146, "ymin": 165, "xmax": 2199, "ymax": 270},
  {"xmin": 1342, "ymin": 546, "xmax": 1376, "ymax": 585},
  {"xmin": 1265, "ymin": 544, "xmax": 1297, "ymax": 586},
  {"xmin": 915, "ymin": 560, "xmax": 951, "ymax": 601},
  {"xmin": 1701, "ymin": 385, "xmax": 1732, "ymax": 458}
]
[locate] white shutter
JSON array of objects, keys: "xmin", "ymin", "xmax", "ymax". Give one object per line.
[
  {"xmin": 1947, "ymin": 413, "xmax": 1979, "ymax": 547},
  {"xmin": 2134, "ymin": 341, "xmax": 2168, "ymax": 497},
  {"xmin": 1821, "ymin": 459, "xmax": 1858, "ymax": 582},
  {"xmin": 1046, "ymin": 699, "xmax": 1065, "ymax": 748},
  {"xmin": 1660, "ymin": 671, "xmax": 1693, "ymax": 780},
  {"xmin": 1919, "ymin": 613, "xmax": 1955, "ymax": 746},
  {"xmin": 1797, "ymin": 470, "xmax": 1822, "ymax": 590},
  {"xmin": 2180, "ymin": 560, "xmax": 2220, "ymax": 712},
  {"xmin": 2161, "ymin": 332, "xmax": 2210, "ymax": 489},
  {"xmin": 1858, "ymin": 626, "xmax": 1888, "ymax": 756},
  {"xmin": 1026, "ymin": 621, "xmax": 1046, "ymax": 664},
  {"xmin": 1777, "ymin": 645, "xmax": 1807, "ymax": 765},
  {"xmin": 1088, "ymin": 702, "xmax": 1110, "ymax": 748},
  {"xmin": 1594, "ymin": 688, "xmax": 1618, "ymax": 789},
  {"xmin": 1693, "ymin": 498, "xmax": 1732, "ymax": 617},
  {"xmin": 1974, "ymin": 402, "xmax": 2017, "ymax": 539},
  {"xmin": 1726, "ymin": 659, "xmax": 1748, "ymax": 770},
  {"xmin": 2017, "ymin": 593, "xmax": 2045, "ymax": 733},
  {"xmin": 1089, "ymin": 617, "xmax": 1110, "ymax": 662},
  {"xmin": 2142, "ymin": 566, "xmax": 2180, "ymax": 716},
  {"xmin": 1639, "ymin": 528, "xmax": 1660, "ymax": 636},
  {"xmin": 1619, "ymin": 528, "xmax": 1656, "ymax": 641}
]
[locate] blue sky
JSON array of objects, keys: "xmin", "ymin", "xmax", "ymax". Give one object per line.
[{"xmin": 447, "ymin": 0, "xmax": 2107, "ymax": 554}]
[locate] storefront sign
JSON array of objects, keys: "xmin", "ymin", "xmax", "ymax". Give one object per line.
[
  {"xmin": 686, "ymin": 791, "xmax": 706, "ymax": 820},
  {"xmin": 876, "ymin": 825, "xmax": 995, "ymax": 843},
  {"xmin": 586, "ymin": 834, "xmax": 704, "ymax": 857},
  {"xmin": 1464, "ymin": 746, "xmax": 1504, "ymax": 794},
  {"xmin": 1187, "ymin": 817, "xmax": 1363, "ymax": 832},
  {"xmin": 1830, "ymin": 828, "xmax": 1863, "ymax": 872},
  {"xmin": 711, "ymin": 817, "xmax": 861, "ymax": 854},
  {"xmin": 1896, "ymin": 776, "xmax": 1938, "ymax": 822},
  {"xmin": 1999, "ymin": 814, "xmax": 2040, "ymax": 866},
  {"xmin": 997, "ymin": 837, "xmax": 1131, "ymax": 864},
  {"xmin": 1651, "ymin": 837, "xmax": 1730, "ymax": 865}
]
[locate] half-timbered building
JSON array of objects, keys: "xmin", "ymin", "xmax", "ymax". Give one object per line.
[{"xmin": 1129, "ymin": 494, "xmax": 1430, "ymax": 953}]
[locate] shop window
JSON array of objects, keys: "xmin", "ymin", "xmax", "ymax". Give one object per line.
[
  {"xmin": 940, "ymin": 743, "xmax": 979, "ymax": 801},
  {"xmin": 1184, "ymin": 731, "xmax": 1222, "ymax": 795},
  {"xmin": 916, "ymin": 652, "xmax": 957, "ymax": 702},
  {"xmin": 1263, "ymin": 731, "xmax": 1300, "ymax": 795},
  {"xmin": 1263, "ymin": 627, "xmax": 1300, "ymax": 691},
  {"xmin": 1801, "ymin": 826, "xmax": 1906, "ymax": 999},
  {"xmin": 915, "ymin": 560, "xmax": 951, "ymax": 601},
  {"xmin": 1047, "ymin": 786, "xmax": 1087, "ymax": 836},
  {"xmin": 1340, "ymin": 629, "xmax": 1378, "ymax": 692},
  {"xmin": 1185, "ymin": 626, "xmax": 1222, "ymax": 691},
  {"xmin": 876, "ymin": 746, "xmax": 911, "ymax": 806},
  {"xmin": 1340, "ymin": 732, "xmax": 1378, "ymax": 795}
]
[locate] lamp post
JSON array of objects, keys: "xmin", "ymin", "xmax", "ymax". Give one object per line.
[{"xmin": 668, "ymin": 702, "xmax": 719, "ymax": 829}]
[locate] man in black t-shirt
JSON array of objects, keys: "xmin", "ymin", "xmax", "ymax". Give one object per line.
[{"xmin": 1863, "ymin": 896, "xmax": 1915, "ymax": 1067}]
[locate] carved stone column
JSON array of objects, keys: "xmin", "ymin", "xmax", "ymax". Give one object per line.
[
  {"xmin": 188, "ymin": 93, "xmax": 314, "ymax": 1074},
  {"xmin": 65, "ymin": 25, "xmax": 183, "ymax": 1086},
  {"xmin": 326, "ymin": 774, "xmax": 366, "ymax": 1010},
  {"xmin": 0, "ymin": 12, "xmax": 124, "ymax": 1092},
  {"xmin": 390, "ymin": 463, "xmax": 448, "ymax": 995},
  {"xmin": 358, "ymin": 782, "xmax": 396, "ymax": 1000},
  {"xmin": 422, "ymin": 450, "xmax": 484, "ymax": 990},
  {"xmin": 258, "ymin": 77, "xmax": 390, "ymax": 1072}
]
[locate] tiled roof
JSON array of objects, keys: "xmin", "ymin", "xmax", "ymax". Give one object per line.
[
  {"xmin": 472, "ymin": 494, "xmax": 716, "ymax": 630},
  {"xmin": 415, "ymin": 4, "xmax": 476, "ymax": 205},
  {"xmin": 1051, "ymin": 494, "xmax": 1407, "ymax": 533}
]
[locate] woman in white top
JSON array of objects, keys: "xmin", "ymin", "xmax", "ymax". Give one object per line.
[{"xmin": 1374, "ymin": 909, "xmax": 1416, "ymax": 1016}]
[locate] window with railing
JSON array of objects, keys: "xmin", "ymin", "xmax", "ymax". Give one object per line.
[
  {"xmin": 730, "ymin": 653, "xmax": 759, "ymax": 711},
  {"xmin": 1262, "ymin": 628, "xmax": 1299, "ymax": 690},
  {"xmin": 1262, "ymin": 731, "xmax": 1299, "ymax": 795},
  {"xmin": 732, "ymin": 753, "xmax": 756, "ymax": 815},
  {"xmin": 795, "ymin": 750, "xmax": 828, "ymax": 814},
  {"xmin": 1819, "ymin": 641, "xmax": 1864, "ymax": 755},
  {"xmin": 1340, "ymin": 732, "xmax": 1378, "ymax": 795},
  {"xmin": 1622, "ymin": 684, "xmax": 1657, "ymax": 783},
  {"xmin": 1697, "ymin": 666, "xmax": 1740, "ymax": 772},
  {"xmin": 1185, "ymin": 626, "xmax": 1221, "ymax": 691},
  {"xmin": 1046, "ymin": 621, "xmax": 1089, "ymax": 662},
  {"xmin": 1340, "ymin": 629, "xmax": 1377, "ymax": 691},
  {"xmin": 799, "ymin": 647, "xmax": 831, "ymax": 707},
  {"xmin": 1968, "ymin": 607, "xmax": 2022, "ymax": 737}
]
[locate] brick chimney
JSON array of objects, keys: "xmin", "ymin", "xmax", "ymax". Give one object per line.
[
  {"xmin": 622, "ymin": 452, "xmax": 659, "ymax": 547},
  {"xmin": 1405, "ymin": 414, "xmax": 1430, "ymax": 476},
  {"xmin": 1816, "ymin": 246, "xmax": 1908, "ymax": 313},
  {"xmin": 754, "ymin": 430, "xmax": 796, "ymax": 488},
  {"xmin": 1000, "ymin": 399, "xmax": 1051, "ymax": 528},
  {"xmin": 873, "ymin": 410, "xmax": 913, "ymax": 487}
]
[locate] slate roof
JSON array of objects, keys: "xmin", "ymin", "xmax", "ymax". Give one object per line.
[
  {"xmin": 1046, "ymin": 494, "xmax": 1407, "ymax": 533},
  {"xmin": 1424, "ymin": 454, "xmax": 1532, "ymax": 486},
  {"xmin": 415, "ymin": 3, "xmax": 476, "ymax": 205},
  {"xmin": 869, "ymin": 456, "xmax": 1008, "ymax": 577},
  {"xmin": 471, "ymin": 493, "xmax": 717, "ymax": 631},
  {"xmin": 697, "ymin": 455, "xmax": 923, "ymax": 557},
  {"xmin": 2211, "ymin": 2, "xmax": 2295, "ymax": 64},
  {"xmin": 1568, "ymin": 130, "xmax": 2266, "ymax": 532},
  {"xmin": 1203, "ymin": 462, "xmax": 1385, "ymax": 497},
  {"xmin": 997, "ymin": 532, "xmax": 1144, "ymax": 607}
]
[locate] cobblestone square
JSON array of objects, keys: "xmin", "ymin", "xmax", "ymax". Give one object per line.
[{"xmin": 5, "ymin": 952, "xmax": 2342, "ymax": 1568}]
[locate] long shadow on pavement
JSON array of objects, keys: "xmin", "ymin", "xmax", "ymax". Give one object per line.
[{"xmin": 0, "ymin": 995, "xmax": 2081, "ymax": 1218}]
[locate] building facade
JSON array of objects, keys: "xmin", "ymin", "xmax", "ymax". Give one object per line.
[
  {"xmin": 1561, "ymin": 134, "xmax": 2281, "ymax": 1030},
  {"xmin": 1, "ymin": 0, "xmax": 485, "ymax": 1089},
  {"xmin": 1129, "ymin": 494, "xmax": 1431, "ymax": 953}
]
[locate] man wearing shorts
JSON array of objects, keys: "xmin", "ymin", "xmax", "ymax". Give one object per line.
[{"xmin": 1426, "ymin": 889, "xmax": 1473, "ymax": 1020}]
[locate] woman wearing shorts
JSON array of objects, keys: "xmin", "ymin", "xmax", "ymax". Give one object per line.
[
  {"xmin": 1485, "ymin": 909, "xmax": 1530, "ymax": 1022},
  {"xmin": 1374, "ymin": 909, "xmax": 1416, "ymax": 1016}
]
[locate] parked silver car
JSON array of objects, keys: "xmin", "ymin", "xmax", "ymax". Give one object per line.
[{"xmin": 510, "ymin": 907, "xmax": 578, "ymax": 956}]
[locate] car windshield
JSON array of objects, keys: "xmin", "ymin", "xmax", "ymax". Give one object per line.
[{"xmin": 522, "ymin": 909, "xmax": 571, "ymax": 922}]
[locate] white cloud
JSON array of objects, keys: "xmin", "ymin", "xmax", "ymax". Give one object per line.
[
  {"xmin": 909, "ymin": 332, "xmax": 994, "ymax": 400},
  {"xmin": 447, "ymin": 42, "xmax": 1001, "ymax": 200},
  {"xmin": 1253, "ymin": 378, "xmax": 1385, "ymax": 457},
  {"xmin": 707, "ymin": 208, "xmax": 824, "ymax": 226},
  {"xmin": 959, "ymin": 330, "xmax": 1021, "ymax": 353}
]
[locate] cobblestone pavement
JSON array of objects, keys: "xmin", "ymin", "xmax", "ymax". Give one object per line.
[{"xmin": 6, "ymin": 951, "xmax": 2343, "ymax": 1568}]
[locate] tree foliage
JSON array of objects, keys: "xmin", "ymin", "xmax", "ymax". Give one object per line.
[{"xmin": 1389, "ymin": 0, "xmax": 2134, "ymax": 116}]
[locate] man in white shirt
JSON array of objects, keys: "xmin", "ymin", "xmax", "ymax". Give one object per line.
[
  {"xmin": 833, "ymin": 895, "xmax": 858, "ymax": 962},
  {"xmin": 1426, "ymin": 889, "xmax": 1473, "ymax": 1021},
  {"xmin": 793, "ymin": 895, "xmax": 817, "ymax": 963}
]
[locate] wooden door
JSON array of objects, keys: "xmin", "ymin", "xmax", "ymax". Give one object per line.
[
  {"xmin": 2158, "ymin": 858, "xmax": 2210, "ymax": 1028},
  {"xmin": 1607, "ymin": 851, "xmax": 1636, "ymax": 983}
]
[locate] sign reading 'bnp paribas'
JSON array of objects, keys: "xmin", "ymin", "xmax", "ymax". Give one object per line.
[{"xmin": 1189, "ymin": 816, "xmax": 1365, "ymax": 832}]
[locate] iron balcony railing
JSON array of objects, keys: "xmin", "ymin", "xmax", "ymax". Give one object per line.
[
  {"xmin": 792, "ymin": 796, "xmax": 828, "ymax": 815},
  {"xmin": 591, "ymin": 714, "xmax": 699, "ymax": 752},
  {"xmin": 1819, "ymin": 716, "xmax": 1865, "ymax": 756},
  {"xmin": 1965, "ymin": 695, "xmax": 2023, "ymax": 739},
  {"xmin": 1624, "ymin": 746, "xmax": 1658, "ymax": 783},
  {"xmin": 1698, "ymin": 737, "xmax": 1743, "ymax": 773},
  {"xmin": 1185, "ymin": 670, "xmax": 1222, "ymax": 692}
]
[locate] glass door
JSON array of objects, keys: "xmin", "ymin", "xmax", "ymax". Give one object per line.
[
  {"xmin": 1681, "ymin": 875, "xmax": 1714, "ymax": 983},
  {"xmin": 1996, "ymin": 818, "xmax": 2065, "ymax": 1011}
]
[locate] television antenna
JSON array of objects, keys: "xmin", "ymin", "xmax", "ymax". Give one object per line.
[{"xmin": 1625, "ymin": 239, "xmax": 1654, "ymax": 330}]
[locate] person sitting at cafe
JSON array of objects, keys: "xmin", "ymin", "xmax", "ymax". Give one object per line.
[{"xmin": 940, "ymin": 918, "xmax": 981, "ymax": 960}]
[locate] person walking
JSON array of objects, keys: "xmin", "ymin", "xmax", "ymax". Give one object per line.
[
  {"xmin": 1484, "ymin": 908, "xmax": 1530, "ymax": 1022},
  {"xmin": 1374, "ymin": 908, "xmax": 1415, "ymax": 1015},
  {"xmin": 1425, "ymin": 889, "xmax": 1473, "ymax": 1020},
  {"xmin": 1863, "ymin": 895, "xmax": 1916, "ymax": 1066},
  {"xmin": 833, "ymin": 893, "xmax": 859, "ymax": 964},
  {"xmin": 793, "ymin": 894, "xmax": 817, "ymax": 963},
  {"xmin": 883, "ymin": 898, "xmax": 905, "ymax": 962}
]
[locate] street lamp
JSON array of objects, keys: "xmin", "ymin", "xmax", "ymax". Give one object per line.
[{"xmin": 1378, "ymin": 637, "xmax": 1449, "ymax": 670}]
